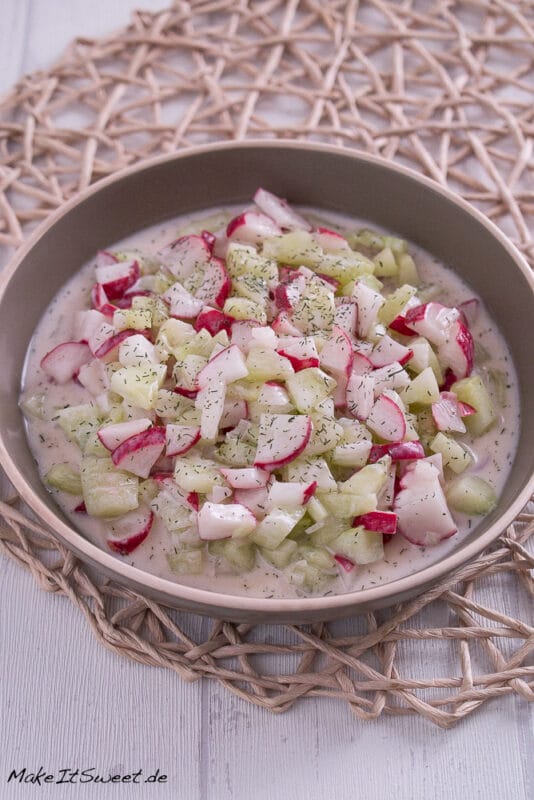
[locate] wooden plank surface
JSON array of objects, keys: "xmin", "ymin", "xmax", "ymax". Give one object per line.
[{"xmin": 0, "ymin": 3, "xmax": 531, "ymax": 799}]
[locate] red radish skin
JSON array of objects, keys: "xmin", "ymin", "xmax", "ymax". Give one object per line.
[
  {"xmin": 111, "ymin": 426, "xmax": 166, "ymax": 479},
  {"xmin": 253, "ymin": 188, "xmax": 312, "ymax": 231},
  {"xmin": 200, "ymin": 230, "xmax": 216, "ymax": 251},
  {"xmin": 158, "ymin": 235, "xmax": 211, "ymax": 280},
  {"xmin": 459, "ymin": 401, "xmax": 476, "ymax": 416},
  {"xmin": 334, "ymin": 554, "xmax": 355, "ymax": 572},
  {"xmin": 187, "ymin": 492, "xmax": 200, "ymax": 512},
  {"xmin": 94, "ymin": 329, "xmax": 149, "ymax": 360},
  {"xmin": 74, "ymin": 502, "xmax": 87, "ymax": 514},
  {"xmin": 366, "ymin": 393, "xmax": 407, "ymax": 442},
  {"xmin": 353, "ymin": 511, "xmax": 397, "ymax": 534},
  {"xmin": 174, "ymin": 386, "xmax": 199, "ymax": 400},
  {"xmin": 437, "ymin": 320, "xmax": 474, "ymax": 379},
  {"xmin": 165, "ymin": 424, "xmax": 201, "ymax": 457},
  {"xmin": 227, "ymin": 210, "xmax": 282, "ymax": 244},
  {"xmin": 233, "ymin": 486, "xmax": 269, "ymax": 518},
  {"xmin": 457, "ymin": 298, "xmax": 479, "ymax": 326},
  {"xmin": 96, "ymin": 250, "xmax": 118, "ymax": 267},
  {"xmin": 369, "ymin": 441, "xmax": 425, "ymax": 463},
  {"xmin": 431, "ymin": 392, "xmax": 467, "ymax": 433},
  {"xmin": 98, "ymin": 418, "xmax": 153, "ymax": 451},
  {"xmin": 194, "ymin": 258, "xmax": 232, "ymax": 309},
  {"xmin": 272, "ymin": 312, "xmax": 303, "ymax": 337},
  {"xmin": 195, "ymin": 307, "xmax": 234, "ymax": 335},
  {"xmin": 276, "ymin": 349, "xmax": 320, "ymax": 371},
  {"xmin": 107, "ymin": 509, "xmax": 154, "ymax": 555},
  {"xmin": 95, "ymin": 260, "xmax": 140, "ymax": 300},
  {"xmin": 91, "ymin": 284, "xmax": 117, "ymax": 316},
  {"xmin": 254, "ymin": 414, "xmax": 312, "ymax": 470},
  {"xmin": 302, "ymin": 481, "xmax": 318, "ymax": 503},
  {"xmin": 40, "ymin": 341, "xmax": 92, "ymax": 384},
  {"xmin": 388, "ymin": 314, "xmax": 417, "ymax": 337}
]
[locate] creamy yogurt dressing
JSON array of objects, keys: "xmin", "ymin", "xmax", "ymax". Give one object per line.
[{"xmin": 20, "ymin": 207, "xmax": 520, "ymax": 598}]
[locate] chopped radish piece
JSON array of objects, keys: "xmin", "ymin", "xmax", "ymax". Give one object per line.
[
  {"xmin": 195, "ymin": 307, "xmax": 234, "ymax": 335},
  {"xmin": 40, "ymin": 341, "xmax": 92, "ymax": 384},
  {"xmin": 94, "ymin": 329, "xmax": 147, "ymax": 361},
  {"xmin": 197, "ymin": 344, "xmax": 249, "ymax": 387},
  {"xmin": 389, "ymin": 313, "xmax": 418, "ymax": 337},
  {"xmin": 107, "ymin": 506, "xmax": 154, "ymax": 554},
  {"xmin": 372, "ymin": 362, "xmax": 411, "ymax": 395},
  {"xmin": 319, "ymin": 325, "xmax": 354, "ymax": 406},
  {"xmin": 207, "ymin": 485, "xmax": 233, "ymax": 503},
  {"xmin": 95, "ymin": 259, "xmax": 139, "ymax": 300},
  {"xmin": 165, "ymin": 424, "xmax": 201, "ymax": 456},
  {"xmin": 193, "ymin": 257, "xmax": 231, "ymax": 308},
  {"xmin": 457, "ymin": 298, "xmax": 479, "ymax": 327},
  {"xmin": 274, "ymin": 277, "xmax": 306, "ymax": 311},
  {"xmin": 198, "ymin": 502, "xmax": 257, "ymax": 540},
  {"xmin": 366, "ymin": 391, "xmax": 407, "ymax": 442},
  {"xmin": 258, "ymin": 381, "xmax": 291, "ymax": 411},
  {"xmin": 196, "ymin": 381, "xmax": 226, "ymax": 441},
  {"xmin": 313, "ymin": 227, "xmax": 350, "ymax": 251},
  {"xmin": 111, "ymin": 426, "xmax": 166, "ymax": 479},
  {"xmin": 253, "ymin": 188, "xmax": 312, "ymax": 231},
  {"xmin": 200, "ymin": 230, "xmax": 216, "ymax": 251},
  {"xmin": 267, "ymin": 480, "xmax": 317, "ymax": 509},
  {"xmin": 98, "ymin": 418, "xmax": 153, "ymax": 450},
  {"xmin": 277, "ymin": 336, "xmax": 320, "ymax": 371},
  {"xmin": 370, "ymin": 335, "xmax": 413, "ymax": 367},
  {"xmin": 233, "ymin": 486, "xmax": 270, "ymax": 518},
  {"xmin": 458, "ymin": 401, "xmax": 476, "ymax": 416},
  {"xmin": 352, "ymin": 352, "xmax": 374, "ymax": 375},
  {"xmin": 334, "ymin": 300, "xmax": 357, "ymax": 337},
  {"xmin": 162, "ymin": 282, "xmax": 204, "ymax": 318},
  {"xmin": 369, "ymin": 441, "xmax": 425, "ymax": 463},
  {"xmin": 227, "ymin": 210, "xmax": 282, "ymax": 245},
  {"xmin": 346, "ymin": 373, "xmax": 375, "ymax": 421},
  {"xmin": 353, "ymin": 511, "xmax": 397, "ymax": 534},
  {"xmin": 158, "ymin": 235, "xmax": 211, "ymax": 281},
  {"xmin": 352, "ymin": 282, "xmax": 385, "ymax": 337},
  {"xmin": 272, "ymin": 311, "xmax": 303, "ymax": 337},
  {"xmin": 254, "ymin": 413, "xmax": 312, "ymax": 470},
  {"xmin": 394, "ymin": 460, "xmax": 457, "ymax": 546},
  {"xmin": 437, "ymin": 320, "xmax": 474, "ymax": 379},
  {"xmin": 431, "ymin": 392, "xmax": 467, "ymax": 433},
  {"xmin": 91, "ymin": 284, "xmax": 117, "ymax": 316},
  {"xmin": 404, "ymin": 302, "xmax": 460, "ymax": 346},
  {"xmin": 334, "ymin": 554, "xmax": 355, "ymax": 572},
  {"xmin": 96, "ymin": 250, "xmax": 118, "ymax": 268},
  {"xmin": 220, "ymin": 398, "xmax": 248, "ymax": 430},
  {"xmin": 220, "ymin": 467, "xmax": 270, "ymax": 489},
  {"xmin": 77, "ymin": 358, "xmax": 109, "ymax": 395},
  {"xmin": 230, "ymin": 319, "xmax": 261, "ymax": 352}
]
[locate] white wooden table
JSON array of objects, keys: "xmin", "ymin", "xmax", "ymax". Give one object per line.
[{"xmin": 0, "ymin": 3, "xmax": 532, "ymax": 798}]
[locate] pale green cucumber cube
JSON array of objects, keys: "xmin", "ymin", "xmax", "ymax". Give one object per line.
[
  {"xmin": 113, "ymin": 307, "xmax": 152, "ymax": 333},
  {"xmin": 19, "ymin": 392, "xmax": 46, "ymax": 420},
  {"xmin": 45, "ymin": 463, "xmax": 82, "ymax": 495},
  {"xmin": 396, "ymin": 253, "xmax": 420, "ymax": 286},
  {"xmin": 167, "ymin": 548, "xmax": 205, "ymax": 575},
  {"xmin": 331, "ymin": 527, "xmax": 384, "ymax": 565},
  {"xmin": 174, "ymin": 459, "xmax": 225, "ymax": 493},
  {"xmin": 430, "ymin": 432, "xmax": 472, "ymax": 474},
  {"xmin": 318, "ymin": 491, "xmax": 377, "ymax": 519},
  {"xmin": 373, "ymin": 247, "xmax": 398, "ymax": 277},
  {"xmin": 110, "ymin": 364, "xmax": 167, "ymax": 410},
  {"xmin": 285, "ymin": 559, "xmax": 330, "ymax": 593},
  {"xmin": 286, "ymin": 368, "xmax": 336, "ymax": 413},
  {"xmin": 56, "ymin": 404, "xmax": 102, "ymax": 450},
  {"xmin": 446, "ymin": 475, "xmax": 497, "ymax": 515},
  {"xmin": 339, "ymin": 456, "xmax": 391, "ymax": 495},
  {"xmin": 260, "ymin": 539, "xmax": 299, "ymax": 569},
  {"xmin": 209, "ymin": 538, "xmax": 256, "ymax": 572},
  {"xmin": 226, "ymin": 243, "xmax": 278, "ymax": 283},
  {"xmin": 401, "ymin": 366, "xmax": 440, "ymax": 406},
  {"xmin": 378, "ymin": 284, "xmax": 418, "ymax": 326},
  {"xmin": 232, "ymin": 273, "xmax": 269, "ymax": 305},
  {"xmin": 223, "ymin": 297, "xmax": 267, "ymax": 325},
  {"xmin": 299, "ymin": 545, "xmax": 336, "ymax": 572},
  {"xmin": 251, "ymin": 507, "xmax": 305, "ymax": 549},
  {"xmin": 304, "ymin": 412, "xmax": 343, "ymax": 456},
  {"xmin": 81, "ymin": 457, "xmax": 139, "ymax": 518},
  {"xmin": 246, "ymin": 346, "xmax": 294, "ymax": 382},
  {"xmin": 451, "ymin": 375, "xmax": 497, "ymax": 437}
]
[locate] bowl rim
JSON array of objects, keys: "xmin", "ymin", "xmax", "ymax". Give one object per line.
[{"xmin": 1, "ymin": 138, "xmax": 533, "ymax": 615}]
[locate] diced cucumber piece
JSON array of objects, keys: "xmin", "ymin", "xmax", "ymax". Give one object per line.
[
  {"xmin": 373, "ymin": 247, "xmax": 398, "ymax": 277},
  {"xmin": 154, "ymin": 389, "xmax": 194, "ymax": 421},
  {"xmin": 263, "ymin": 230, "xmax": 322, "ymax": 267},
  {"xmin": 19, "ymin": 392, "xmax": 46, "ymax": 420},
  {"xmin": 304, "ymin": 412, "xmax": 343, "ymax": 456},
  {"xmin": 232, "ymin": 273, "xmax": 269, "ymax": 305},
  {"xmin": 306, "ymin": 496, "xmax": 328, "ymax": 523},
  {"xmin": 166, "ymin": 548, "xmax": 205, "ymax": 575},
  {"xmin": 318, "ymin": 491, "xmax": 377, "ymax": 519},
  {"xmin": 430, "ymin": 432, "xmax": 472, "ymax": 474},
  {"xmin": 139, "ymin": 478, "xmax": 159, "ymax": 504},
  {"xmin": 260, "ymin": 539, "xmax": 299, "ymax": 569},
  {"xmin": 110, "ymin": 364, "xmax": 167, "ymax": 410},
  {"xmin": 299, "ymin": 545, "xmax": 336, "ymax": 572},
  {"xmin": 150, "ymin": 491, "xmax": 192, "ymax": 532},
  {"xmin": 284, "ymin": 456, "xmax": 337, "ymax": 491},
  {"xmin": 286, "ymin": 368, "xmax": 336, "ymax": 413},
  {"xmin": 223, "ymin": 297, "xmax": 267, "ymax": 325},
  {"xmin": 291, "ymin": 286, "xmax": 335, "ymax": 333},
  {"xmin": 81, "ymin": 457, "xmax": 139, "ymax": 517},
  {"xmin": 396, "ymin": 253, "xmax": 420, "ymax": 286},
  {"xmin": 347, "ymin": 228, "xmax": 385, "ymax": 252},
  {"xmin": 309, "ymin": 520, "xmax": 346, "ymax": 547},
  {"xmin": 331, "ymin": 527, "xmax": 384, "ymax": 565},
  {"xmin": 251, "ymin": 507, "xmax": 305, "ymax": 549},
  {"xmin": 226, "ymin": 242, "xmax": 278, "ymax": 284},
  {"xmin": 246, "ymin": 346, "xmax": 294, "ymax": 382},
  {"xmin": 173, "ymin": 354, "xmax": 207, "ymax": 390},
  {"xmin": 318, "ymin": 251, "xmax": 374, "ymax": 283},
  {"xmin": 209, "ymin": 538, "xmax": 256, "ymax": 571},
  {"xmin": 446, "ymin": 475, "xmax": 497, "ymax": 515},
  {"xmin": 113, "ymin": 307, "xmax": 152, "ymax": 333},
  {"xmin": 451, "ymin": 375, "xmax": 497, "ymax": 436},
  {"xmin": 45, "ymin": 463, "xmax": 82, "ymax": 495},
  {"xmin": 174, "ymin": 459, "xmax": 225, "ymax": 493},
  {"xmin": 82, "ymin": 431, "xmax": 110, "ymax": 457},
  {"xmin": 378, "ymin": 284, "xmax": 418, "ymax": 326},
  {"xmin": 332, "ymin": 440, "xmax": 372, "ymax": 468},
  {"xmin": 339, "ymin": 456, "xmax": 391, "ymax": 495},
  {"xmin": 132, "ymin": 295, "xmax": 168, "ymax": 327},
  {"xmin": 401, "ymin": 366, "xmax": 440, "ymax": 406},
  {"xmin": 285, "ymin": 559, "xmax": 330, "ymax": 593},
  {"xmin": 407, "ymin": 337, "xmax": 444, "ymax": 384},
  {"xmin": 176, "ymin": 210, "xmax": 231, "ymax": 238},
  {"xmin": 55, "ymin": 404, "xmax": 102, "ymax": 450},
  {"xmin": 156, "ymin": 318, "xmax": 195, "ymax": 353}
]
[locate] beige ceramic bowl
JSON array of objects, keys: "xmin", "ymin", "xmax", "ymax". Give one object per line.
[{"xmin": 0, "ymin": 141, "xmax": 533, "ymax": 622}]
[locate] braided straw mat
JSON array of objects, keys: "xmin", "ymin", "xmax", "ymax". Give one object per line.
[{"xmin": 0, "ymin": 1, "xmax": 533, "ymax": 728}]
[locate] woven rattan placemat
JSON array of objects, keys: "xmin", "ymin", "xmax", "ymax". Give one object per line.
[{"xmin": 0, "ymin": 1, "xmax": 532, "ymax": 728}]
